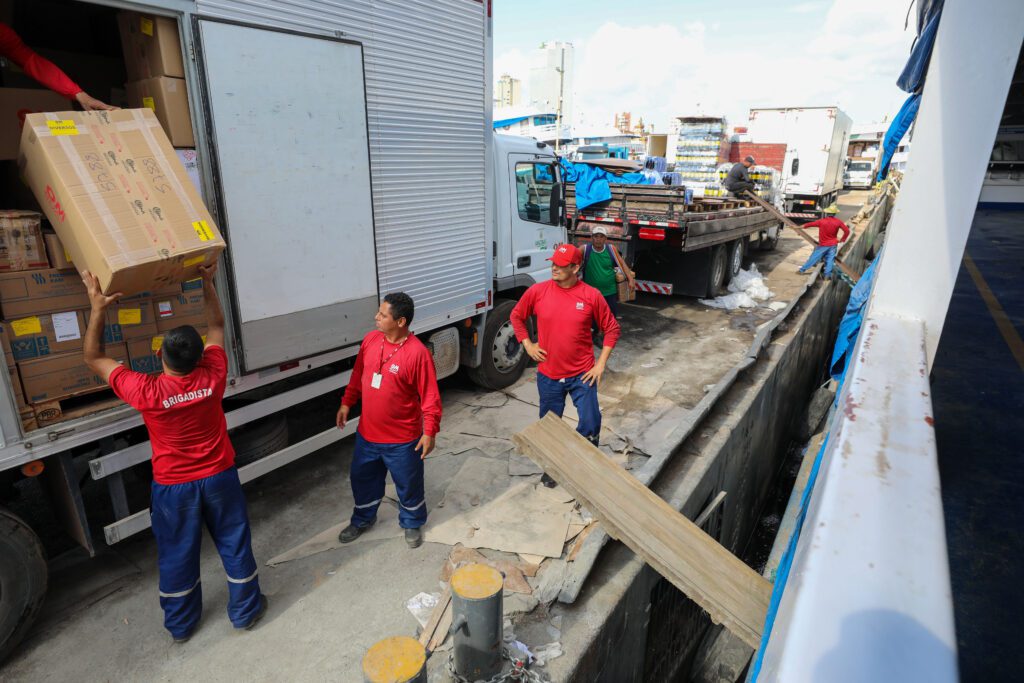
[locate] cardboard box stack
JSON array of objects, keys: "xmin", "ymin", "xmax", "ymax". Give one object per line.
[{"xmin": 118, "ymin": 11, "xmax": 195, "ymax": 147}]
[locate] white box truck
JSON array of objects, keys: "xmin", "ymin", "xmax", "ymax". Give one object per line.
[
  {"xmin": 747, "ymin": 106, "xmax": 852, "ymax": 218},
  {"xmin": 0, "ymin": 0, "xmax": 565, "ymax": 662}
]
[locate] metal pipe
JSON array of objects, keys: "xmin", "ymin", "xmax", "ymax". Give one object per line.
[
  {"xmin": 362, "ymin": 636, "xmax": 427, "ymax": 683},
  {"xmin": 449, "ymin": 563, "xmax": 504, "ymax": 679}
]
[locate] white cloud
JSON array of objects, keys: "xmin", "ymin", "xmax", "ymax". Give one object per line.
[
  {"xmin": 497, "ymin": 0, "xmax": 918, "ymax": 133},
  {"xmin": 789, "ymin": 2, "xmax": 826, "ymax": 13},
  {"xmin": 494, "ymin": 48, "xmax": 532, "ymax": 101}
]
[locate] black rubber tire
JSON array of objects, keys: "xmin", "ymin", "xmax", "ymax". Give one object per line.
[
  {"xmin": 724, "ymin": 239, "xmax": 745, "ymax": 284},
  {"xmin": 466, "ymin": 299, "xmax": 528, "ymax": 391},
  {"xmin": 230, "ymin": 414, "xmax": 290, "ymax": 467},
  {"xmin": 760, "ymin": 223, "xmax": 781, "ymax": 251},
  {"xmin": 706, "ymin": 245, "xmax": 728, "ymax": 298},
  {"xmin": 0, "ymin": 507, "xmax": 47, "ymax": 665}
]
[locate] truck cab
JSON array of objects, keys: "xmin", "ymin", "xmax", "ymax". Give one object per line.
[{"xmin": 844, "ymin": 158, "xmax": 876, "ymax": 189}]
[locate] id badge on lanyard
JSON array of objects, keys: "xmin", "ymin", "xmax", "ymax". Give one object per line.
[
  {"xmin": 371, "ymin": 372, "xmax": 383, "ymax": 389},
  {"xmin": 372, "ymin": 337, "xmax": 406, "ymax": 390}
]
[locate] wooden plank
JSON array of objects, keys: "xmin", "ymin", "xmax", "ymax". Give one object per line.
[
  {"xmin": 418, "ymin": 587, "xmax": 452, "ymax": 653},
  {"xmin": 513, "ymin": 415, "xmax": 772, "ymax": 649}
]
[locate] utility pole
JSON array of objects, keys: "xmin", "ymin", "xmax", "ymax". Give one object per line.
[{"xmin": 554, "ymin": 45, "xmax": 565, "ymax": 154}]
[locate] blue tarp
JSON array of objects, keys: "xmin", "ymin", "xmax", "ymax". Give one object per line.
[
  {"xmin": 830, "ymin": 247, "xmax": 883, "ymax": 382},
  {"xmin": 876, "ymin": 93, "xmax": 921, "ymax": 182},
  {"xmin": 560, "ymin": 159, "xmax": 649, "ymax": 210},
  {"xmin": 897, "ymin": 10, "xmax": 941, "ymax": 94},
  {"xmin": 493, "ymin": 115, "xmax": 531, "ymax": 129}
]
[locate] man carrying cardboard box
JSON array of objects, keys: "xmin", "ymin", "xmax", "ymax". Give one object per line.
[{"xmin": 82, "ymin": 263, "xmax": 267, "ymax": 643}]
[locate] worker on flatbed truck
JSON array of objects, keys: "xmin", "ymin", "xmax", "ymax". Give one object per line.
[
  {"xmin": 797, "ymin": 204, "xmax": 851, "ymax": 278},
  {"xmin": 83, "ymin": 264, "xmax": 268, "ymax": 643},
  {"xmin": 724, "ymin": 155, "xmax": 756, "ymax": 196}
]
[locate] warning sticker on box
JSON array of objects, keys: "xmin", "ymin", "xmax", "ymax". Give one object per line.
[
  {"xmin": 151, "ymin": 335, "xmax": 164, "ymax": 352},
  {"xmin": 10, "ymin": 317, "xmax": 41, "ymax": 336},
  {"xmin": 156, "ymin": 300, "xmax": 173, "ymax": 318},
  {"xmin": 192, "ymin": 220, "xmax": 215, "ymax": 242},
  {"xmin": 118, "ymin": 308, "xmax": 142, "ymax": 326},
  {"xmin": 184, "ymin": 255, "xmax": 206, "ymax": 267},
  {"xmin": 51, "ymin": 312, "xmax": 81, "ymax": 343},
  {"xmin": 140, "ymin": 17, "xmax": 154, "ymax": 36},
  {"xmin": 46, "ymin": 120, "xmax": 78, "ymax": 136},
  {"xmin": 142, "ymin": 97, "xmax": 155, "ymax": 111}
]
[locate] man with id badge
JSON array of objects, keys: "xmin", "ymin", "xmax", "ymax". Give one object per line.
[{"xmin": 336, "ymin": 292, "xmax": 442, "ymax": 549}]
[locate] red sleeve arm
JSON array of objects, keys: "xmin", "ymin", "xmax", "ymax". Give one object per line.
[
  {"xmin": 510, "ymin": 287, "xmax": 537, "ymax": 343},
  {"xmin": 803, "ymin": 219, "xmax": 822, "ymax": 230},
  {"xmin": 417, "ymin": 351, "xmax": 442, "ymax": 437},
  {"xmin": 0, "ymin": 24, "xmax": 81, "ymax": 99},
  {"xmin": 838, "ymin": 220, "xmax": 851, "ymax": 242},
  {"xmin": 594, "ymin": 291, "xmax": 621, "ymax": 348},
  {"xmin": 341, "ymin": 345, "xmax": 365, "ymax": 408}
]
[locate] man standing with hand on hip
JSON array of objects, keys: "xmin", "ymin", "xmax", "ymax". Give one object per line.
[
  {"xmin": 82, "ymin": 263, "xmax": 267, "ymax": 643},
  {"xmin": 511, "ymin": 243, "xmax": 620, "ymax": 461},
  {"xmin": 336, "ymin": 292, "xmax": 442, "ymax": 549}
]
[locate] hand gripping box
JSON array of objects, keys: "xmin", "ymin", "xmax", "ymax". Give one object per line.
[{"xmin": 18, "ymin": 109, "xmax": 225, "ymax": 295}]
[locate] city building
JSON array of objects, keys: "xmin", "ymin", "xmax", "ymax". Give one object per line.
[
  {"xmin": 529, "ymin": 41, "xmax": 574, "ymax": 127},
  {"xmin": 495, "ymin": 73, "xmax": 521, "ymax": 108},
  {"xmin": 615, "ymin": 112, "xmax": 632, "ymax": 134}
]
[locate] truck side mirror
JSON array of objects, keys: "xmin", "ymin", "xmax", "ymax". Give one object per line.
[{"xmin": 549, "ymin": 181, "xmax": 563, "ymax": 225}]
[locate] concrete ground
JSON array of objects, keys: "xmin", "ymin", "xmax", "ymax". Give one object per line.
[{"xmin": 1, "ymin": 192, "xmax": 868, "ymax": 682}]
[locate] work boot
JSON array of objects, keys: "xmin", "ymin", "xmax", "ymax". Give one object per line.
[
  {"xmin": 541, "ymin": 473, "xmax": 557, "ymax": 488},
  {"xmin": 338, "ymin": 518, "xmax": 376, "ymax": 543},
  {"xmin": 240, "ymin": 594, "xmax": 269, "ymax": 631},
  {"xmin": 405, "ymin": 527, "xmax": 423, "ymax": 549},
  {"xmin": 172, "ymin": 628, "xmax": 195, "ymax": 644}
]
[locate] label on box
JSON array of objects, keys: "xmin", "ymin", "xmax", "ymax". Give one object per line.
[
  {"xmin": 11, "ymin": 317, "xmax": 41, "ymax": 336},
  {"xmin": 118, "ymin": 308, "xmax": 142, "ymax": 326},
  {"xmin": 64, "ymin": 248, "xmax": 72, "ymax": 264},
  {"xmin": 156, "ymin": 300, "xmax": 173, "ymax": 318},
  {"xmin": 192, "ymin": 220, "xmax": 215, "ymax": 242},
  {"xmin": 140, "ymin": 17, "xmax": 154, "ymax": 36},
  {"xmin": 184, "ymin": 255, "xmax": 205, "ymax": 267},
  {"xmin": 51, "ymin": 311, "xmax": 81, "ymax": 342},
  {"xmin": 142, "ymin": 96, "xmax": 155, "ymax": 111},
  {"xmin": 46, "ymin": 120, "xmax": 78, "ymax": 136},
  {"xmin": 151, "ymin": 335, "xmax": 164, "ymax": 352}
]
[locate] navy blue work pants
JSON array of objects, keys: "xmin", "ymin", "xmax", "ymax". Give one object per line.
[
  {"xmin": 150, "ymin": 467, "xmax": 262, "ymax": 639},
  {"xmin": 536, "ymin": 371, "xmax": 601, "ymax": 445},
  {"xmin": 350, "ymin": 433, "xmax": 427, "ymax": 529}
]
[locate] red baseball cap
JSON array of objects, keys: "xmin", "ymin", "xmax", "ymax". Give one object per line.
[{"xmin": 548, "ymin": 243, "xmax": 582, "ymax": 267}]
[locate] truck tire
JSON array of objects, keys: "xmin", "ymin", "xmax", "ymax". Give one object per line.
[
  {"xmin": 0, "ymin": 507, "xmax": 47, "ymax": 665},
  {"xmin": 231, "ymin": 414, "xmax": 290, "ymax": 467},
  {"xmin": 725, "ymin": 239, "xmax": 745, "ymax": 284},
  {"xmin": 467, "ymin": 299, "xmax": 527, "ymax": 391},
  {"xmin": 706, "ymin": 245, "xmax": 728, "ymax": 298},
  {"xmin": 759, "ymin": 223, "xmax": 781, "ymax": 251}
]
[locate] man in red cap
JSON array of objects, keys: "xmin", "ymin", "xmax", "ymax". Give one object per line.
[{"xmin": 510, "ymin": 244, "xmax": 620, "ymax": 462}]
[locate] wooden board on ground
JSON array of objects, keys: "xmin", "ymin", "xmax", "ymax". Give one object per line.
[
  {"xmin": 513, "ymin": 414, "xmax": 772, "ymax": 649},
  {"xmin": 418, "ymin": 588, "xmax": 452, "ymax": 653}
]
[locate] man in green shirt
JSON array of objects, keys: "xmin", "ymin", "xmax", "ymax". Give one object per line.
[{"xmin": 582, "ymin": 226, "xmax": 633, "ymax": 326}]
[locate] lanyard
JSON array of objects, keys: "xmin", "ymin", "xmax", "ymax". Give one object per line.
[{"xmin": 377, "ymin": 336, "xmax": 407, "ymax": 373}]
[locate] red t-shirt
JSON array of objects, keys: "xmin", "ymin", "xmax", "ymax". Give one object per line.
[
  {"xmin": 341, "ymin": 331, "xmax": 442, "ymax": 443},
  {"xmin": 804, "ymin": 216, "xmax": 850, "ymax": 247},
  {"xmin": 510, "ymin": 279, "xmax": 621, "ymax": 380},
  {"xmin": 109, "ymin": 345, "xmax": 234, "ymax": 485},
  {"xmin": 0, "ymin": 23, "xmax": 81, "ymax": 99}
]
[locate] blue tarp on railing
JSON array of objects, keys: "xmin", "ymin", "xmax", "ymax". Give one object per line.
[{"xmin": 560, "ymin": 159, "xmax": 649, "ymax": 210}]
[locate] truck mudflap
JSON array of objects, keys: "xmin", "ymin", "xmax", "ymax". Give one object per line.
[{"xmin": 635, "ymin": 280, "xmax": 674, "ymax": 295}]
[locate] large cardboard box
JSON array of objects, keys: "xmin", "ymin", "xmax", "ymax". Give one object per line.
[
  {"xmin": 126, "ymin": 77, "xmax": 194, "ymax": 147},
  {"xmin": 0, "ymin": 210, "xmax": 48, "ymax": 271},
  {"xmin": 44, "ymin": 232, "xmax": 73, "ymax": 269},
  {"xmin": 117, "ymin": 11, "xmax": 185, "ymax": 81},
  {"xmin": 3, "ymin": 310, "xmax": 86, "ymax": 361},
  {"xmin": 18, "ymin": 343, "xmax": 127, "ymax": 403},
  {"xmin": 18, "ymin": 109, "xmax": 224, "ymax": 295},
  {"xmin": 175, "ymin": 149, "xmax": 203, "ymax": 198},
  {"xmin": 0, "ymin": 268, "xmax": 88, "ymax": 318},
  {"xmin": 0, "ymin": 88, "xmax": 73, "ymax": 160},
  {"xmin": 85, "ymin": 300, "xmax": 157, "ymax": 343},
  {"xmin": 154, "ymin": 287, "xmax": 205, "ymax": 332}
]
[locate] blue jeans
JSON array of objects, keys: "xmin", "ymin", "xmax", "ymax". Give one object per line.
[
  {"xmin": 350, "ymin": 433, "xmax": 427, "ymax": 529},
  {"xmin": 150, "ymin": 467, "xmax": 262, "ymax": 638},
  {"xmin": 536, "ymin": 371, "xmax": 602, "ymax": 445},
  {"xmin": 799, "ymin": 245, "xmax": 837, "ymax": 277}
]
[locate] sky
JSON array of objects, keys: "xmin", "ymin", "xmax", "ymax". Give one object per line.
[{"xmin": 493, "ymin": 0, "xmax": 918, "ymax": 133}]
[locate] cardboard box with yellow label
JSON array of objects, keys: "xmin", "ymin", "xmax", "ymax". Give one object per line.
[
  {"xmin": 18, "ymin": 109, "xmax": 224, "ymax": 296},
  {"xmin": 18, "ymin": 343, "xmax": 128, "ymax": 404},
  {"xmin": 84, "ymin": 300, "xmax": 158, "ymax": 343},
  {"xmin": 117, "ymin": 11, "xmax": 185, "ymax": 81},
  {"xmin": 3, "ymin": 310, "xmax": 86, "ymax": 361},
  {"xmin": 154, "ymin": 287, "xmax": 205, "ymax": 332},
  {"xmin": 125, "ymin": 77, "xmax": 194, "ymax": 147}
]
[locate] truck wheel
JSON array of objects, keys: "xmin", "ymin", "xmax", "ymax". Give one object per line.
[
  {"xmin": 725, "ymin": 239, "xmax": 745, "ymax": 284},
  {"xmin": 231, "ymin": 414, "xmax": 289, "ymax": 467},
  {"xmin": 706, "ymin": 245, "xmax": 728, "ymax": 298},
  {"xmin": 466, "ymin": 299, "xmax": 527, "ymax": 390},
  {"xmin": 0, "ymin": 507, "xmax": 47, "ymax": 664},
  {"xmin": 760, "ymin": 223, "xmax": 780, "ymax": 251}
]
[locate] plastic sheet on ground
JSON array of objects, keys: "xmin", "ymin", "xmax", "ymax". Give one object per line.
[
  {"xmin": 406, "ymin": 591, "xmax": 440, "ymax": 628},
  {"xmin": 699, "ymin": 265, "xmax": 775, "ymax": 310}
]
